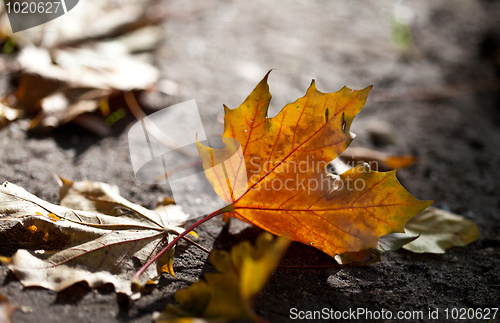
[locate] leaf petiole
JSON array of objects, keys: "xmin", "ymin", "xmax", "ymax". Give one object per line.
[{"xmin": 131, "ymin": 204, "xmax": 234, "ymax": 288}]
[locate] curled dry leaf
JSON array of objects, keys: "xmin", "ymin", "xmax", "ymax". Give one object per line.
[
  {"xmin": 402, "ymin": 206, "xmax": 480, "ymax": 254},
  {"xmin": 154, "ymin": 232, "xmax": 290, "ymax": 323},
  {"xmin": 197, "ymin": 73, "xmax": 431, "ymax": 257},
  {"xmin": 0, "ymin": 178, "xmax": 189, "ymax": 297}
]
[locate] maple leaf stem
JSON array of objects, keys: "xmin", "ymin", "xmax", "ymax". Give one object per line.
[{"xmin": 131, "ymin": 204, "xmax": 234, "ymax": 285}]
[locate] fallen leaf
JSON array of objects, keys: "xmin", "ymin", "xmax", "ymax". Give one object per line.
[
  {"xmin": 402, "ymin": 206, "xmax": 480, "ymax": 253},
  {"xmin": 339, "ymin": 146, "xmax": 417, "ymax": 171},
  {"xmin": 6, "ymin": 39, "xmax": 159, "ymax": 134},
  {"xmin": 49, "ymin": 48, "xmax": 159, "ymax": 91},
  {"xmin": 0, "ymin": 102, "xmax": 23, "ymax": 129},
  {"xmin": 197, "ymin": 73, "xmax": 431, "ymax": 257},
  {"xmin": 0, "ymin": 293, "xmax": 17, "ymax": 323},
  {"xmin": 0, "ymin": 178, "xmax": 189, "ymax": 297},
  {"xmin": 154, "ymin": 232, "xmax": 290, "ymax": 323}
]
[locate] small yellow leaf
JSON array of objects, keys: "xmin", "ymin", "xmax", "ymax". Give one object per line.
[
  {"xmin": 27, "ymin": 225, "xmax": 38, "ymax": 233},
  {"xmin": 43, "ymin": 233, "xmax": 49, "ymax": 242},
  {"xmin": 188, "ymin": 231, "xmax": 199, "ymax": 238}
]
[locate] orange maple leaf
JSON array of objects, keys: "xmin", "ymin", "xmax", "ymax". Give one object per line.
[{"xmin": 196, "ymin": 72, "xmax": 431, "ymax": 257}]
